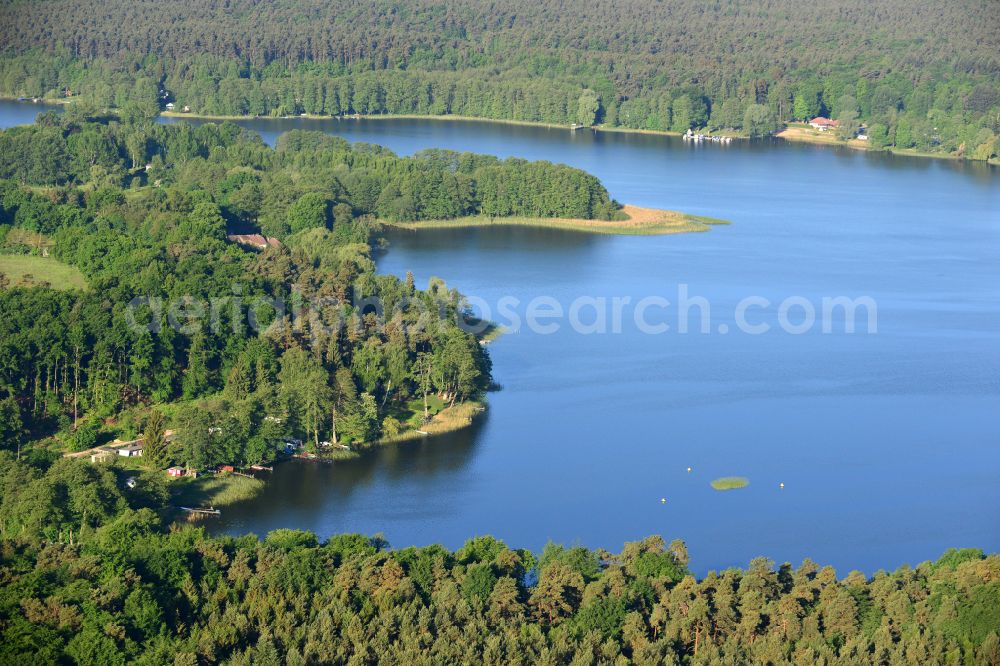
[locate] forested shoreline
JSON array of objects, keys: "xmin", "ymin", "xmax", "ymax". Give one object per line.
[
  {"xmin": 1, "ymin": 451, "xmax": 998, "ymax": 664},
  {"xmin": 0, "ymin": 0, "xmax": 998, "ymax": 160}
]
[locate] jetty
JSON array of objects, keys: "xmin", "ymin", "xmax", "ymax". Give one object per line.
[
  {"xmin": 683, "ymin": 129, "xmax": 733, "ymax": 144},
  {"xmin": 178, "ymin": 506, "xmax": 221, "ymax": 516}
]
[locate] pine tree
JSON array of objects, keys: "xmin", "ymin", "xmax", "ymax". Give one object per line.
[
  {"xmin": 143, "ymin": 410, "xmax": 168, "ymax": 468},
  {"xmin": 182, "ymin": 332, "xmax": 212, "ymax": 399}
]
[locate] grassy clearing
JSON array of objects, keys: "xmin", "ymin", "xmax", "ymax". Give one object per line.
[
  {"xmin": 779, "ymin": 124, "xmax": 868, "ymax": 150},
  {"xmin": 4, "ymin": 228, "xmax": 52, "ymax": 251},
  {"xmin": 171, "ymin": 473, "xmax": 265, "ymax": 509},
  {"xmin": 419, "ymin": 401, "xmax": 485, "ymax": 435},
  {"xmin": 711, "ymin": 476, "xmax": 750, "ymax": 491},
  {"xmin": 0, "ymin": 255, "xmax": 87, "ymax": 290},
  {"xmin": 777, "ymin": 125, "xmax": 847, "ymax": 146},
  {"xmin": 368, "ymin": 400, "xmax": 486, "ymax": 449},
  {"xmin": 390, "ymin": 393, "xmax": 449, "ymax": 429},
  {"xmin": 388, "ymin": 204, "xmax": 729, "ymax": 236}
]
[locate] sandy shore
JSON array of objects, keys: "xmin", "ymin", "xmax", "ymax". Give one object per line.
[
  {"xmin": 387, "ymin": 204, "xmax": 729, "ymax": 236},
  {"xmin": 777, "ymin": 125, "xmax": 869, "ymax": 150}
]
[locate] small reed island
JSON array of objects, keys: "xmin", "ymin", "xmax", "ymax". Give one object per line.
[{"xmin": 711, "ymin": 476, "xmax": 750, "ymax": 491}]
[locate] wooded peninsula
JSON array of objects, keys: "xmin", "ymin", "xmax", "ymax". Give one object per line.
[{"xmin": 0, "ymin": 109, "xmax": 648, "ymax": 473}]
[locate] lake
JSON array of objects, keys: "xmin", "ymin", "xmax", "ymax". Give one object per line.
[{"xmin": 3, "ymin": 100, "xmax": 998, "ymax": 574}]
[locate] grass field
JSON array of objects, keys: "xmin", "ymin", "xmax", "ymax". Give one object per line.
[
  {"xmin": 777, "ymin": 124, "xmax": 872, "ymax": 151},
  {"xmin": 0, "ymin": 255, "xmax": 87, "ymax": 290},
  {"xmin": 171, "ymin": 473, "xmax": 265, "ymax": 509},
  {"xmin": 384, "ymin": 393, "xmax": 449, "ymax": 429},
  {"xmin": 366, "ymin": 398, "xmax": 486, "ymax": 449},
  {"xmin": 388, "ymin": 204, "xmax": 729, "ymax": 236},
  {"xmin": 418, "ymin": 401, "xmax": 485, "ymax": 435},
  {"xmin": 711, "ymin": 476, "xmax": 750, "ymax": 491}
]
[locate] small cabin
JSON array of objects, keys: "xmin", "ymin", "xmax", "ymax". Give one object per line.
[
  {"xmin": 218, "ymin": 464, "xmax": 235, "ymax": 473},
  {"xmin": 118, "ymin": 443, "xmax": 143, "ymax": 457},
  {"xmin": 90, "ymin": 448, "xmax": 114, "ymax": 464},
  {"xmin": 165, "ymin": 102, "xmax": 175, "ymax": 111},
  {"xmin": 167, "ymin": 466, "xmax": 185, "ymax": 478}
]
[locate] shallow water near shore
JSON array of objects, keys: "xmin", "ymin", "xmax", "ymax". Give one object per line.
[{"xmin": 2, "ymin": 100, "xmax": 998, "ymax": 574}]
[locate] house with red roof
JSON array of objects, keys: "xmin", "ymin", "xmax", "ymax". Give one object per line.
[{"xmin": 808, "ymin": 117, "xmax": 839, "ymax": 131}]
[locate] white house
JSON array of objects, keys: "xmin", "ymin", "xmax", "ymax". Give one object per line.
[{"xmin": 117, "ymin": 443, "xmax": 143, "ymax": 457}]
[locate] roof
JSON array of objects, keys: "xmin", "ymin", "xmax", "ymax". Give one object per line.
[
  {"xmin": 809, "ymin": 117, "xmax": 839, "ymax": 127},
  {"xmin": 227, "ymin": 234, "xmax": 282, "ymax": 250},
  {"xmin": 119, "ymin": 443, "xmax": 143, "ymax": 451}
]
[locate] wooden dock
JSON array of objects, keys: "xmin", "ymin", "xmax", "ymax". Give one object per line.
[{"xmin": 178, "ymin": 506, "xmax": 221, "ymax": 516}]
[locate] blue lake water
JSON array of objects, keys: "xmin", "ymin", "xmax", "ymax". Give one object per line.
[{"xmin": 3, "ymin": 100, "xmax": 998, "ymax": 574}]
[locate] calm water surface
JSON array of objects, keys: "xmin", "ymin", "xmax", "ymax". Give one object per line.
[{"xmin": 4, "ymin": 101, "xmax": 998, "ymax": 573}]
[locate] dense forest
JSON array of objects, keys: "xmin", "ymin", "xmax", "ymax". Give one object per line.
[
  {"xmin": 0, "ymin": 0, "xmax": 998, "ymax": 158},
  {"xmin": 1, "ymin": 451, "xmax": 999, "ymax": 664},
  {"xmin": 0, "ymin": 110, "xmax": 620, "ymax": 469},
  {"xmin": 1, "ymin": 5, "xmax": 998, "ymax": 663}
]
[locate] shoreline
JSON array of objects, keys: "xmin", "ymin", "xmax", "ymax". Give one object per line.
[
  {"xmin": 776, "ymin": 125, "xmax": 869, "ymax": 151},
  {"xmin": 386, "ymin": 204, "xmax": 730, "ymax": 236},
  {"xmin": 3, "ymin": 98, "xmax": 986, "ymax": 165},
  {"xmin": 775, "ymin": 124, "xmax": 993, "ymax": 163},
  {"xmin": 164, "ymin": 109, "xmax": 577, "ymax": 131},
  {"xmin": 162, "ymin": 109, "xmax": 739, "ymax": 141},
  {"xmin": 160, "ymin": 108, "xmax": 976, "ymax": 165},
  {"xmin": 168, "ymin": 109, "xmax": 993, "ymax": 165},
  {"xmin": 328, "ymin": 399, "xmax": 488, "ymax": 460},
  {"xmin": 171, "ymin": 399, "xmax": 487, "ymax": 515}
]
